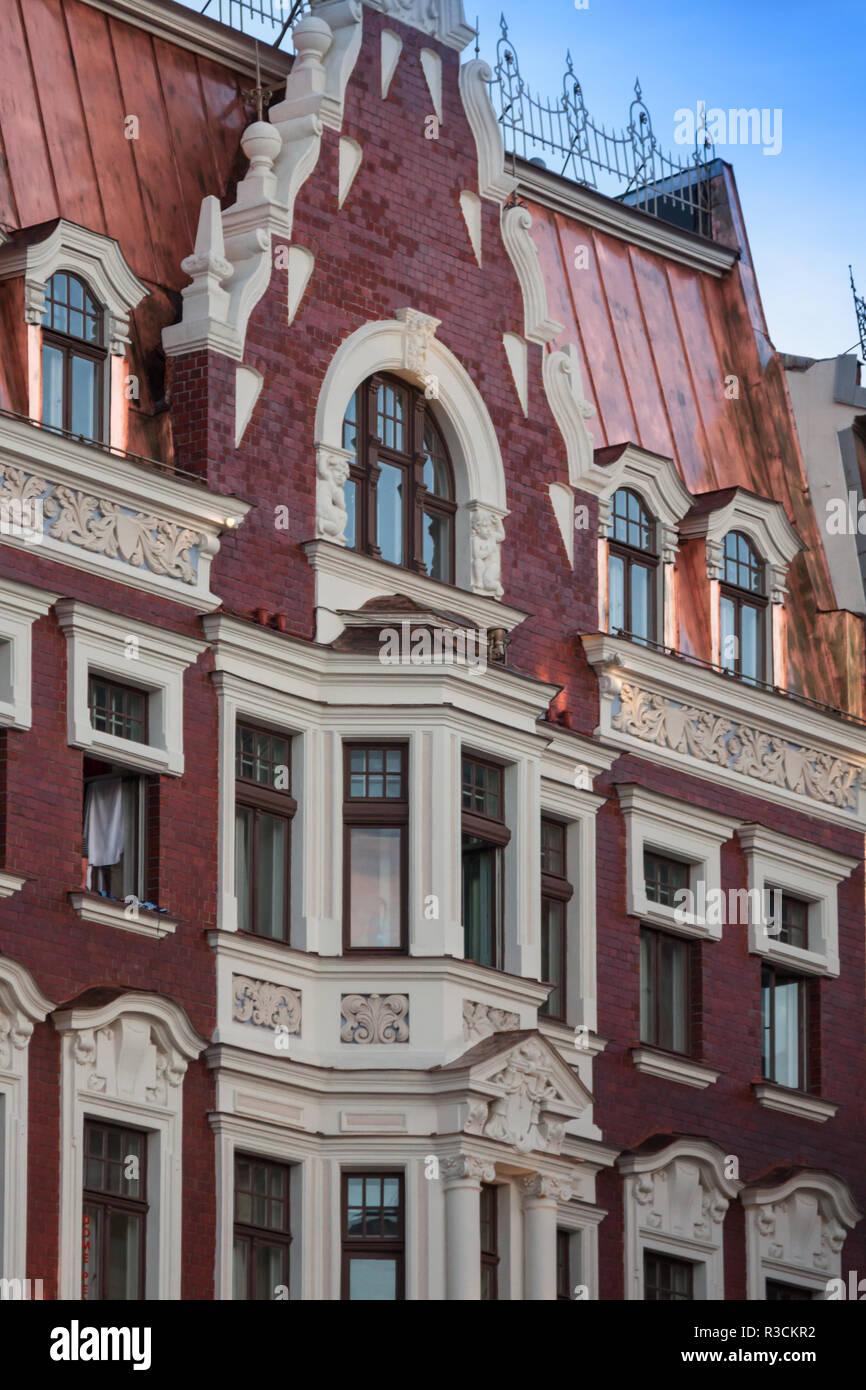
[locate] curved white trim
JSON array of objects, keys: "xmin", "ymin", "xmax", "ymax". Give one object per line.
[
  {"xmin": 287, "ymin": 246, "xmax": 315, "ymax": 326},
  {"xmin": 0, "ymin": 955, "xmax": 53, "ymax": 1285},
  {"xmin": 542, "ymin": 345, "xmax": 596, "ymax": 485},
  {"xmin": 458, "ymin": 60, "xmax": 518, "ymax": 204},
  {"xmin": 680, "ymin": 487, "xmax": 803, "ymax": 597},
  {"xmin": 458, "ymin": 190, "xmax": 482, "ymax": 266},
  {"xmin": 235, "ymin": 364, "xmax": 264, "ymax": 446},
  {"xmin": 381, "ymin": 28, "xmax": 403, "ymax": 98},
  {"xmin": 501, "ymin": 204, "xmax": 564, "ymax": 346},
  {"xmin": 741, "ymin": 1169, "xmax": 862, "ymax": 1300},
  {"xmin": 338, "ymin": 137, "xmax": 363, "ymax": 208},
  {"xmin": 314, "ymin": 314, "xmax": 508, "ymax": 516}
]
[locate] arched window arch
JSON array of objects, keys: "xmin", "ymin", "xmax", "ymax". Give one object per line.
[
  {"xmin": 341, "ymin": 373, "xmax": 456, "ymax": 583},
  {"xmin": 720, "ymin": 531, "xmax": 766, "ymax": 683},
  {"xmin": 41, "ymin": 271, "xmax": 105, "ymax": 441},
  {"xmin": 608, "ymin": 487, "xmax": 657, "ymax": 642}
]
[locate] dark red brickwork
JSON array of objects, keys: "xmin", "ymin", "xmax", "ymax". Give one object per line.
[{"xmin": 0, "ymin": 2, "xmax": 862, "ymax": 1300}]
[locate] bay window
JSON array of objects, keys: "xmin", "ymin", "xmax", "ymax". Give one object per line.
[
  {"xmin": 235, "ymin": 724, "xmax": 295, "ymax": 942},
  {"xmin": 343, "ymin": 744, "xmax": 408, "ymax": 952},
  {"xmin": 461, "ymin": 756, "xmax": 509, "ymax": 969},
  {"xmin": 341, "ymin": 1172, "xmax": 404, "ymax": 1300},
  {"xmin": 232, "ymin": 1154, "xmax": 292, "ymax": 1300},
  {"xmin": 341, "ymin": 375, "xmax": 456, "ymax": 582}
]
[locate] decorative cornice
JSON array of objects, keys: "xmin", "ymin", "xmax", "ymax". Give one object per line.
[
  {"xmin": 53, "ymin": 990, "xmax": 205, "ymax": 1068},
  {"xmin": 521, "ymin": 1173, "xmax": 574, "ymax": 1203},
  {"xmin": 516, "ymin": 158, "xmax": 738, "ymax": 278},
  {"xmin": 541, "ymin": 345, "xmax": 596, "ymax": 485},
  {"xmin": 741, "ymin": 1170, "xmax": 862, "ymax": 1232},
  {"xmin": 0, "ymin": 871, "xmax": 26, "ymax": 899},
  {"xmin": 680, "ymin": 487, "xmax": 803, "ymax": 598},
  {"xmin": 752, "ymin": 1083, "xmax": 838, "ymax": 1123},
  {"xmin": 582, "ymin": 633, "xmax": 866, "ymax": 827},
  {"xmin": 441, "ymin": 1154, "xmax": 496, "ymax": 1184},
  {"xmin": 631, "ymin": 1047, "xmax": 721, "ymax": 1090},
  {"xmin": 0, "ymin": 413, "xmax": 248, "ymax": 609}
]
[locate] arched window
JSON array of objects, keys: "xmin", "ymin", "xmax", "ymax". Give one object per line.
[
  {"xmin": 608, "ymin": 488, "xmax": 657, "ymax": 642},
  {"xmin": 720, "ymin": 531, "xmax": 765, "ymax": 683},
  {"xmin": 341, "ymin": 374, "xmax": 456, "ymax": 583},
  {"xmin": 41, "ymin": 272, "xmax": 105, "ymax": 440}
]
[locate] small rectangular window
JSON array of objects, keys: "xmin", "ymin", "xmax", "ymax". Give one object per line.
[
  {"xmin": 480, "ymin": 1183, "xmax": 499, "ymax": 1301},
  {"xmin": 644, "ymin": 1251, "xmax": 693, "ymax": 1301},
  {"xmin": 540, "ymin": 818, "xmax": 573, "ymax": 1022},
  {"xmin": 643, "ymin": 850, "xmax": 689, "ymax": 907},
  {"xmin": 233, "ymin": 1154, "xmax": 292, "ymax": 1301},
  {"xmin": 235, "ymin": 724, "xmax": 295, "ymax": 942},
  {"xmin": 341, "ymin": 1172, "xmax": 404, "ymax": 1300},
  {"xmin": 344, "ymin": 745, "xmax": 408, "ymax": 952},
  {"xmin": 83, "ymin": 760, "xmax": 150, "ymax": 902},
  {"xmin": 556, "ymin": 1228, "xmax": 572, "ymax": 1301},
  {"xmin": 773, "ymin": 892, "xmax": 809, "ymax": 950},
  {"xmin": 82, "ymin": 1119, "xmax": 147, "ymax": 1301},
  {"xmin": 88, "ymin": 676, "xmax": 147, "ymax": 744},
  {"xmin": 640, "ymin": 926, "xmax": 691, "ymax": 1055},
  {"xmin": 761, "ymin": 964, "xmax": 810, "ymax": 1090}
]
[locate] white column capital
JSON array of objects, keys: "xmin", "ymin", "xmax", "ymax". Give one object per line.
[
  {"xmin": 441, "ymin": 1153, "xmax": 496, "ymax": 1188},
  {"xmin": 521, "ymin": 1173, "xmax": 573, "ymax": 1206}
]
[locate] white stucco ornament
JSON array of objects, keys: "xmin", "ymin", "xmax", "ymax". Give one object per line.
[
  {"xmin": 315, "ymin": 445, "xmax": 353, "ymax": 544},
  {"xmin": 470, "ymin": 509, "xmax": 505, "ymax": 598}
]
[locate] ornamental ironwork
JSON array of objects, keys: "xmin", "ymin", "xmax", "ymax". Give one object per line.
[
  {"xmin": 490, "ymin": 15, "xmax": 716, "ymax": 239},
  {"xmin": 851, "ymin": 267, "xmax": 866, "ymax": 363}
]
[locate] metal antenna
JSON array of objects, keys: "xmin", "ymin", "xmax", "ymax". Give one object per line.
[
  {"xmin": 242, "ymin": 39, "xmax": 276, "ymax": 120},
  {"xmin": 851, "ymin": 266, "xmax": 866, "ymax": 361}
]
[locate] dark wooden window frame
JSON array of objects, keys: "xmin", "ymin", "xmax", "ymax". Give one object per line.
[
  {"xmin": 766, "ymin": 1279, "xmax": 815, "ymax": 1301},
  {"xmin": 41, "ymin": 273, "xmax": 106, "ymax": 440},
  {"xmin": 82, "ymin": 1118, "xmax": 148, "ymax": 1301},
  {"xmin": 342, "ymin": 742, "xmax": 409, "ymax": 955},
  {"xmin": 235, "ymin": 722, "xmax": 296, "ymax": 944},
  {"xmin": 233, "ymin": 1151, "xmax": 292, "ymax": 1300},
  {"xmin": 643, "ymin": 848, "xmax": 691, "ymax": 907},
  {"xmin": 480, "ymin": 1182, "xmax": 499, "ymax": 1300},
  {"xmin": 644, "ymin": 1250, "xmax": 694, "ymax": 1301},
  {"xmin": 774, "ymin": 890, "xmax": 810, "ymax": 950},
  {"xmin": 82, "ymin": 757, "xmax": 153, "ymax": 903},
  {"xmin": 640, "ymin": 925, "xmax": 693, "ymax": 1057},
  {"xmin": 761, "ymin": 962, "xmax": 811, "ymax": 1092},
  {"xmin": 461, "ymin": 754, "xmax": 510, "ymax": 971},
  {"xmin": 556, "ymin": 1227, "xmax": 573, "ymax": 1301},
  {"xmin": 345, "ymin": 373, "xmax": 456, "ymax": 581},
  {"xmin": 88, "ymin": 674, "xmax": 149, "ymax": 744},
  {"xmin": 607, "ymin": 488, "xmax": 659, "ymax": 641},
  {"xmin": 540, "ymin": 817, "xmax": 573, "ymax": 1022},
  {"xmin": 720, "ymin": 531, "xmax": 767, "ymax": 682},
  {"xmin": 340, "ymin": 1170, "xmax": 405, "ymax": 1301}
]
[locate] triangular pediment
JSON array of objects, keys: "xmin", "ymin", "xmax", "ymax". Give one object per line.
[{"xmin": 438, "ymin": 1030, "xmax": 592, "ymax": 1156}]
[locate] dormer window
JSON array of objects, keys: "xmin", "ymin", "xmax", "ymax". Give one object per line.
[
  {"xmin": 608, "ymin": 488, "xmax": 657, "ymax": 643},
  {"xmin": 342, "ymin": 375, "xmax": 456, "ymax": 583},
  {"xmin": 41, "ymin": 272, "xmax": 106, "ymax": 441},
  {"xmin": 720, "ymin": 531, "xmax": 766, "ymax": 683}
]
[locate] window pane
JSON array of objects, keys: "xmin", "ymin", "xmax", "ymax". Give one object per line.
[
  {"xmin": 71, "ymin": 354, "xmax": 97, "ymax": 438},
  {"xmin": 349, "ymin": 826, "xmax": 402, "ymax": 948},
  {"xmin": 640, "ymin": 930, "xmax": 653, "ymax": 1043},
  {"xmin": 377, "ymin": 462, "xmax": 404, "ymax": 565},
  {"xmin": 423, "ymin": 510, "xmax": 451, "ymax": 582},
  {"xmin": 253, "ymin": 1242, "xmax": 287, "ymax": 1300},
  {"xmin": 720, "ymin": 594, "xmax": 736, "ymax": 672},
  {"xmin": 41, "ymin": 344, "xmax": 64, "ymax": 428},
  {"xmin": 348, "ymin": 1257, "xmax": 397, "ymax": 1300},
  {"xmin": 644, "ymin": 851, "xmax": 689, "ymax": 906},
  {"xmin": 630, "ymin": 562, "xmax": 651, "ymax": 641},
  {"xmin": 105, "ymin": 1210, "xmax": 141, "ymax": 1300},
  {"xmin": 462, "ymin": 838, "xmax": 497, "ymax": 967},
  {"xmin": 774, "ymin": 978, "xmax": 801, "ymax": 1088},
  {"xmin": 740, "ymin": 602, "xmax": 760, "ymax": 682},
  {"xmin": 344, "ymin": 478, "xmax": 357, "ymax": 549},
  {"xmin": 254, "ymin": 812, "xmax": 288, "ymax": 940},
  {"xmin": 608, "ymin": 553, "xmax": 625, "ymax": 633},
  {"xmin": 233, "ymin": 1237, "xmax": 249, "ymax": 1300},
  {"xmin": 235, "ymin": 806, "xmax": 252, "ymax": 933},
  {"xmin": 540, "ymin": 897, "xmax": 564, "ymax": 1018},
  {"xmin": 659, "ymin": 934, "xmax": 688, "ymax": 1053}
]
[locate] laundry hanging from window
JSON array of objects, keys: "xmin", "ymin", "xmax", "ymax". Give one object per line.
[{"xmin": 83, "ymin": 777, "xmax": 124, "ymax": 889}]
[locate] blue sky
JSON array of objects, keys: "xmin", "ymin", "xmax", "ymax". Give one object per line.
[{"xmin": 193, "ymin": 0, "xmax": 865, "ymax": 360}]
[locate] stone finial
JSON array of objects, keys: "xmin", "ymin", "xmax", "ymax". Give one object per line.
[
  {"xmin": 237, "ymin": 120, "xmax": 282, "ymax": 206},
  {"xmin": 177, "ymin": 195, "xmax": 232, "ymax": 325}
]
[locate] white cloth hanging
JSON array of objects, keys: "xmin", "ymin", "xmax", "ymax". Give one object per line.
[{"xmin": 83, "ymin": 778, "xmax": 125, "ymax": 888}]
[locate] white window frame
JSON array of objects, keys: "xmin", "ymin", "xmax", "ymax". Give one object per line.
[
  {"xmin": 738, "ymin": 823, "xmax": 856, "ymax": 977},
  {"xmin": 213, "ymin": 1115, "xmax": 304, "ymax": 1301},
  {"xmin": 742, "ymin": 1171, "xmax": 862, "ymax": 1300},
  {"xmin": 617, "ymin": 784, "xmax": 739, "ymax": 941},
  {"xmin": 54, "ymin": 599, "xmax": 205, "ymax": 776},
  {"xmin": 619, "ymin": 1137, "xmax": 741, "ymax": 1301},
  {"xmin": 53, "ymin": 991, "xmax": 204, "ymax": 1300},
  {"xmin": 0, "ymin": 955, "xmax": 53, "ymax": 1282},
  {"xmin": 0, "ymin": 578, "xmax": 58, "ymax": 731},
  {"xmin": 555, "ymin": 1199, "xmax": 604, "ymax": 1300}
]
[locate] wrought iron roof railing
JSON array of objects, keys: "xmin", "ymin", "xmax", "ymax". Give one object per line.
[
  {"xmin": 198, "ymin": 0, "xmax": 311, "ymax": 46},
  {"xmin": 490, "ymin": 16, "xmax": 716, "ymax": 240},
  {"xmin": 851, "ymin": 267, "xmax": 866, "ymax": 362}
]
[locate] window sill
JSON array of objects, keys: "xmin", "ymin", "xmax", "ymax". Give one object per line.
[
  {"xmin": 68, "ymin": 891, "xmax": 177, "ymax": 939},
  {"xmin": 752, "ymin": 1082, "xmax": 837, "ymax": 1123},
  {"xmin": 538, "ymin": 1015, "xmax": 607, "ymax": 1059},
  {"xmin": 303, "ymin": 538, "xmax": 528, "ymax": 643},
  {"xmin": 631, "ymin": 1046, "xmax": 721, "ymax": 1089},
  {"xmin": 0, "ymin": 869, "xmax": 27, "ymax": 898}
]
